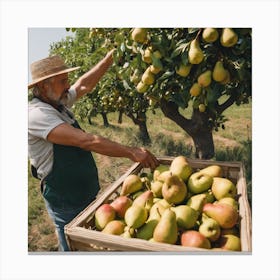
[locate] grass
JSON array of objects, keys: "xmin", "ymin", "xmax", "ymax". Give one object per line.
[{"xmin": 28, "ymin": 100, "xmax": 252, "ymax": 251}]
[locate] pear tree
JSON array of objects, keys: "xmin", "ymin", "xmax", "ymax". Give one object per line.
[{"xmin": 113, "ymin": 28, "xmax": 251, "ymax": 159}]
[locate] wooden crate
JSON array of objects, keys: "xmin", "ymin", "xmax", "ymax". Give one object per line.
[{"xmin": 65, "ymin": 156, "xmax": 252, "ymax": 252}]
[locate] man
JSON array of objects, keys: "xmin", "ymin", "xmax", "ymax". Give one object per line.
[{"xmin": 28, "ymin": 50, "xmax": 159, "ymax": 251}]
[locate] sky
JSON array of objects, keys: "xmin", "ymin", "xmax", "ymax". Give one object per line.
[{"xmin": 28, "ymin": 28, "xmax": 73, "ymax": 82}]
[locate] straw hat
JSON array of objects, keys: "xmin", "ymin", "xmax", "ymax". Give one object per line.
[{"xmin": 28, "ymin": 55, "xmax": 80, "ymax": 89}]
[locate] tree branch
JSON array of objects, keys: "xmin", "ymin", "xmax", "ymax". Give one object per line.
[{"xmin": 216, "ymin": 93, "xmax": 236, "ymax": 115}]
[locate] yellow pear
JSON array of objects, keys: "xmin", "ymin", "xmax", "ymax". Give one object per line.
[
  {"xmin": 202, "ymin": 28, "xmax": 219, "ymax": 43},
  {"xmin": 141, "ymin": 68, "xmax": 155, "ymax": 85},
  {"xmin": 189, "ymin": 83, "xmax": 202, "ymax": 97},
  {"xmin": 124, "ymin": 204, "xmax": 148, "ymax": 229},
  {"xmin": 188, "ymin": 39, "xmax": 204, "ymax": 64},
  {"xmin": 170, "ymin": 156, "xmax": 193, "ymax": 182},
  {"xmin": 142, "ymin": 47, "xmax": 153, "ymax": 64},
  {"xmin": 136, "ymin": 81, "xmax": 149, "ymax": 93},
  {"xmin": 153, "ymin": 164, "xmax": 170, "ymax": 181},
  {"xmin": 131, "ymin": 28, "xmax": 147, "ymax": 43},
  {"xmin": 220, "ymin": 70, "xmax": 230, "ymax": 84},
  {"xmin": 150, "ymin": 64, "xmax": 162, "ymax": 74},
  {"xmin": 198, "ymin": 70, "xmax": 212, "ymax": 87},
  {"xmin": 213, "ymin": 61, "xmax": 227, "ymax": 82},
  {"xmin": 220, "ymin": 28, "xmax": 238, "ymax": 47},
  {"xmin": 199, "ymin": 165, "xmax": 223, "ymax": 178},
  {"xmin": 120, "ymin": 174, "xmax": 143, "ymax": 196},
  {"xmin": 176, "ymin": 64, "xmax": 192, "ymax": 77},
  {"xmin": 198, "ymin": 104, "xmax": 206, "ymax": 112}
]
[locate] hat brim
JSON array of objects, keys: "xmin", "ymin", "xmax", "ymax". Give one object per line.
[{"xmin": 28, "ymin": 66, "xmax": 80, "ymax": 89}]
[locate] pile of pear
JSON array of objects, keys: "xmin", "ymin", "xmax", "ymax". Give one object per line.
[{"xmin": 94, "ymin": 155, "xmax": 242, "ymax": 251}]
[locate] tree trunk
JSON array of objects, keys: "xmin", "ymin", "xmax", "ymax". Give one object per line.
[
  {"xmin": 160, "ymin": 99, "xmax": 214, "ymax": 159},
  {"xmin": 101, "ymin": 112, "xmax": 109, "ymax": 127},
  {"xmin": 126, "ymin": 112, "xmax": 151, "ymax": 145},
  {"xmin": 118, "ymin": 110, "xmax": 123, "ymax": 124}
]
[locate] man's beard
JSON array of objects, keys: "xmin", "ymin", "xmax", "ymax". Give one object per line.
[{"xmin": 45, "ymin": 88, "xmax": 69, "ymax": 107}]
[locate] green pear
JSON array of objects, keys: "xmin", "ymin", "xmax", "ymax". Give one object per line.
[
  {"xmin": 141, "ymin": 67, "xmax": 155, "ymax": 85},
  {"xmin": 211, "ymin": 177, "xmax": 237, "ymax": 200},
  {"xmin": 153, "ymin": 164, "xmax": 170, "ymax": 181},
  {"xmin": 153, "ymin": 208, "xmax": 178, "ymax": 244},
  {"xmin": 213, "ymin": 61, "xmax": 228, "ymax": 82},
  {"xmin": 199, "ymin": 217, "xmax": 221, "ymax": 242},
  {"xmin": 170, "ymin": 156, "xmax": 193, "ymax": 182},
  {"xmin": 102, "ymin": 220, "xmax": 126, "ymax": 235},
  {"xmin": 188, "ymin": 38, "xmax": 204, "ymax": 64},
  {"xmin": 162, "ymin": 173, "xmax": 187, "ymax": 204},
  {"xmin": 124, "ymin": 204, "xmax": 148, "ymax": 229},
  {"xmin": 199, "ymin": 165, "xmax": 223, "ymax": 178},
  {"xmin": 202, "ymin": 189, "xmax": 216, "ymax": 203},
  {"xmin": 197, "ymin": 70, "xmax": 212, "ymax": 88},
  {"xmin": 151, "ymin": 180, "xmax": 163, "ymax": 198},
  {"xmin": 131, "ymin": 28, "xmax": 147, "ymax": 43},
  {"xmin": 171, "ymin": 205, "xmax": 199, "ymax": 229},
  {"xmin": 202, "ymin": 28, "xmax": 219, "ymax": 43},
  {"xmin": 132, "ymin": 190, "xmax": 154, "ymax": 211},
  {"xmin": 121, "ymin": 226, "xmax": 135, "ymax": 238},
  {"xmin": 202, "ymin": 203, "xmax": 239, "ymax": 229},
  {"xmin": 120, "ymin": 174, "xmax": 143, "ymax": 196},
  {"xmin": 188, "ymin": 171, "xmax": 213, "ymax": 194},
  {"xmin": 189, "ymin": 82, "xmax": 202, "ymax": 97},
  {"xmin": 187, "ymin": 193, "xmax": 207, "ymax": 213},
  {"xmin": 157, "ymin": 170, "xmax": 172, "ymax": 183},
  {"xmin": 220, "ymin": 28, "xmax": 238, "ymax": 47},
  {"xmin": 149, "ymin": 199, "xmax": 171, "ymax": 217}
]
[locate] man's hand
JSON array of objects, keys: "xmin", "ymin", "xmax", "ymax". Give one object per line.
[{"xmin": 129, "ymin": 147, "xmax": 159, "ymax": 170}]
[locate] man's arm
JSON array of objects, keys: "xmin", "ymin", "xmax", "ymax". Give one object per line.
[
  {"xmin": 47, "ymin": 123, "xmax": 159, "ymax": 169},
  {"xmin": 72, "ymin": 49, "xmax": 115, "ymax": 99}
]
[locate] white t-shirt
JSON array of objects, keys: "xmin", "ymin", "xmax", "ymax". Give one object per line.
[{"xmin": 28, "ymin": 87, "xmax": 77, "ymax": 180}]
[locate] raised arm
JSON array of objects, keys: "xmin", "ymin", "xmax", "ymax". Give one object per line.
[{"xmin": 72, "ymin": 49, "xmax": 115, "ymax": 99}]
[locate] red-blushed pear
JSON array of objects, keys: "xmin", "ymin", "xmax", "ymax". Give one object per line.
[
  {"xmin": 211, "ymin": 177, "xmax": 237, "ymax": 200},
  {"xmin": 95, "ymin": 204, "xmax": 116, "ymax": 230},
  {"xmin": 153, "ymin": 208, "xmax": 178, "ymax": 244},
  {"xmin": 162, "ymin": 173, "xmax": 187, "ymax": 204},
  {"xmin": 188, "ymin": 171, "xmax": 213, "ymax": 194},
  {"xmin": 132, "ymin": 190, "xmax": 154, "ymax": 211},
  {"xmin": 202, "ymin": 203, "xmax": 239, "ymax": 229},
  {"xmin": 110, "ymin": 196, "xmax": 133, "ymax": 218},
  {"xmin": 120, "ymin": 174, "xmax": 143, "ymax": 196},
  {"xmin": 180, "ymin": 230, "xmax": 211, "ymax": 249},
  {"xmin": 102, "ymin": 220, "xmax": 126, "ymax": 235},
  {"xmin": 169, "ymin": 156, "xmax": 193, "ymax": 182},
  {"xmin": 199, "ymin": 165, "xmax": 223, "ymax": 178},
  {"xmin": 199, "ymin": 217, "xmax": 221, "ymax": 242},
  {"xmin": 217, "ymin": 234, "xmax": 241, "ymax": 251}
]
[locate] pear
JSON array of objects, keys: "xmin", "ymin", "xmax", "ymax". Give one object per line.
[
  {"xmin": 136, "ymin": 81, "xmax": 149, "ymax": 93},
  {"xmin": 95, "ymin": 204, "xmax": 116, "ymax": 230},
  {"xmin": 198, "ymin": 70, "xmax": 212, "ymax": 87},
  {"xmin": 216, "ymin": 197, "xmax": 239, "ymax": 210},
  {"xmin": 202, "ymin": 28, "xmax": 219, "ymax": 43},
  {"xmin": 131, "ymin": 28, "xmax": 147, "ymax": 43},
  {"xmin": 218, "ymin": 234, "xmax": 241, "ymax": 251},
  {"xmin": 198, "ymin": 104, "xmax": 206, "ymax": 113},
  {"xmin": 142, "ymin": 47, "xmax": 153, "ymax": 64},
  {"xmin": 150, "ymin": 64, "xmax": 162, "ymax": 74},
  {"xmin": 199, "ymin": 217, "xmax": 221, "ymax": 242},
  {"xmin": 149, "ymin": 199, "xmax": 171, "ymax": 217},
  {"xmin": 211, "ymin": 177, "xmax": 237, "ymax": 200},
  {"xmin": 180, "ymin": 230, "xmax": 211, "ymax": 249},
  {"xmin": 156, "ymin": 170, "xmax": 172, "ymax": 183},
  {"xmin": 102, "ymin": 220, "xmax": 126, "ymax": 235},
  {"xmin": 120, "ymin": 174, "xmax": 143, "ymax": 196},
  {"xmin": 187, "ymin": 193, "xmax": 207, "ymax": 213},
  {"xmin": 110, "ymin": 195, "xmax": 133, "ymax": 218},
  {"xmin": 170, "ymin": 156, "xmax": 193, "ymax": 182},
  {"xmin": 141, "ymin": 67, "xmax": 155, "ymax": 85},
  {"xmin": 153, "ymin": 164, "xmax": 170, "ymax": 181},
  {"xmin": 124, "ymin": 204, "xmax": 148, "ymax": 229},
  {"xmin": 121, "ymin": 226, "xmax": 135, "ymax": 238},
  {"xmin": 132, "ymin": 190, "xmax": 154, "ymax": 211},
  {"xmin": 220, "ymin": 28, "xmax": 238, "ymax": 47},
  {"xmin": 213, "ymin": 61, "xmax": 228, "ymax": 82},
  {"xmin": 220, "ymin": 70, "xmax": 230, "ymax": 84},
  {"xmin": 202, "ymin": 203, "xmax": 239, "ymax": 229},
  {"xmin": 151, "ymin": 180, "xmax": 163, "ymax": 198},
  {"xmin": 153, "ymin": 208, "xmax": 178, "ymax": 244},
  {"xmin": 176, "ymin": 64, "xmax": 192, "ymax": 77},
  {"xmin": 189, "ymin": 82, "xmax": 202, "ymax": 97},
  {"xmin": 171, "ymin": 205, "xmax": 199, "ymax": 229},
  {"xmin": 188, "ymin": 38, "xmax": 204, "ymax": 64},
  {"xmin": 199, "ymin": 165, "xmax": 223, "ymax": 178},
  {"xmin": 162, "ymin": 173, "xmax": 187, "ymax": 204}
]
